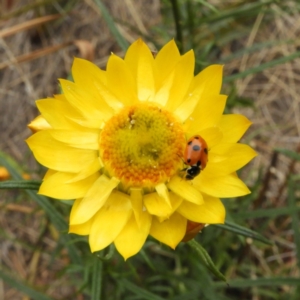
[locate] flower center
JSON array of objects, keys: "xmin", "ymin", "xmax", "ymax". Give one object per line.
[{"xmin": 99, "ymin": 103, "xmax": 185, "ymax": 187}]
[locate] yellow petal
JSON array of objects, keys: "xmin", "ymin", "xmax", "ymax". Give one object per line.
[
  {"xmin": 174, "ymin": 65, "xmax": 223, "ymax": 121},
  {"xmin": 125, "ymin": 39, "xmax": 155, "ymax": 101},
  {"xmin": 143, "ymin": 192, "xmax": 173, "ymax": 218},
  {"xmin": 155, "ymin": 183, "xmax": 171, "ymax": 208},
  {"xmin": 195, "ymin": 127, "xmax": 223, "ymax": 149},
  {"xmin": 106, "ymin": 54, "xmax": 138, "ymax": 106},
  {"xmin": 72, "ymin": 57, "xmax": 107, "ymax": 86},
  {"xmin": 218, "ymin": 114, "xmax": 252, "ymax": 143},
  {"xmin": 187, "ymin": 94, "xmax": 227, "ymax": 134},
  {"xmin": 192, "ymin": 65, "xmax": 223, "ymax": 96},
  {"xmin": 39, "ymin": 171, "xmax": 99, "ymax": 199},
  {"xmin": 43, "ymin": 169, "xmax": 55, "ymax": 180},
  {"xmin": 69, "ymin": 221, "xmax": 92, "ymax": 235},
  {"xmin": 28, "ymin": 115, "xmax": 51, "ymax": 133},
  {"xmin": 89, "ymin": 191, "xmax": 132, "ymax": 252},
  {"xmin": 150, "ymin": 212, "xmax": 187, "ymax": 249},
  {"xmin": 194, "ymin": 172, "xmax": 251, "ymax": 198},
  {"xmin": 66, "ymin": 159, "xmax": 102, "ymax": 183},
  {"xmin": 165, "ymin": 50, "xmax": 195, "ymax": 111},
  {"xmin": 69, "ymin": 200, "xmax": 93, "ymax": 235},
  {"xmin": 36, "ymin": 98, "xmax": 84, "ymax": 130},
  {"xmin": 72, "ymin": 58, "xmax": 116, "ymax": 117},
  {"xmin": 174, "ymin": 90, "xmax": 204, "ymax": 122},
  {"xmin": 26, "ymin": 131, "xmax": 97, "ymax": 173},
  {"xmin": 130, "ymin": 188, "xmax": 144, "ymax": 228},
  {"xmin": 152, "ymin": 72, "xmax": 174, "ymax": 106},
  {"xmin": 204, "ymin": 143, "xmax": 257, "ymax": 177},
  {"xmin": 93, "ymin": 79, "xmax": 124, "ymax": 111},
  {"xmin": 154, "ymin": 39, "xmax": 181, "ymax": 90},
  {"xmin": 144, "ymin": 191, "xmax": 183, "ymax": 219},
  {"xmin": 48, "ymin": 129, "xmax": 99, "ymax": 150},
  {"xmin": 59, "ymin": 79, "xmax": 107, "ymax": 128},
  {"xmin": 70, "ymin": 175, "xmax": 119, "ymax": 225},
  {"xmin": 167, "ymin": 176, "xmax": 203, "ymax": 205},
  {"xmin": 177, "ymin": 195, "xmax": 225, "ymax": 224},
  {"xmin": 114, "ymin": 212, "xmax": 152, "ymax": 260}
]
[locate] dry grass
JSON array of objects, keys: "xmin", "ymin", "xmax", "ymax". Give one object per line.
[
  {"xmin": 0, "ymin": 1, "xmax": 161, "ymax": 298},
  {"xmin": 1, "ymin": 0, "xmax": 300, "ymax": 299}
]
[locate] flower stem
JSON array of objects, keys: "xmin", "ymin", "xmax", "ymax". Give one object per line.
[{"xmin": 91, "ymin": 257, "xmax": 103, "ymax": 300}]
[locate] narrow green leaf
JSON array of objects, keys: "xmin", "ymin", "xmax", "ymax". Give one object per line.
[
  {"xmin": 170, "ymin": 0, "xmax": 184, "ymax": 52},
  {"xmin": 215, "ymin": 221, "xmax": 272, "ymax": 245},
  {"xmin": 200, "ymin": 0, "xmax": 275, "ymax": 24},
  {"xmin": 187, "ymin": 239, "xmax": 227, "ymax": 282},
  {"xmin": 0, "ymin": 153, "xmax": 81, "ymax": 264},
  {"xmin": 194, "ymin": 0, "xmax": 219, "ymax": 13},
  {"xmin": 94, "ymin": 0, "xmax": 129, "ymax": 51},
  {"xmin": 0, "ymin": 268, "xmax": 52, "ymax": 300},
  {"xmin": 220, "ymin": 38, "xmax": 296, "ymax": 63},
  {"xmin": 119, "ymin": 279, "xmax": 165, "ymax": 300},
  {"xmin": 275, "ymin": 148, "xmax": 300, "ymax": 161},
  {"xmin": 96, "ymin": 243, "xmax": 115, "ymax": 261},
  {"xmin": 91, "ymin": 257, "xmax": 103, "ymax": 300},
  {"xmin": 235, "ymin": 206, "xmax": 300, "ymax": 219},
  {"xmin": 214, "ymin": 277, "xmax": 300, "ymax": 288},
  {"xmin": 224, "ymin": 51, "xmax": 300, "ymax": 83},
  {"xmin": 288, "ymin": 178, "xmax": 300, "ymax": 270},
  {"xmin": 0, "ymin": 179, "xmax": 41, "ymax": 190}
]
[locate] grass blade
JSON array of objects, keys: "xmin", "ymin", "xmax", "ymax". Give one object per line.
[
  {"xmin": 0, "ymin": 180, "xmax": 41, "ymax": 190},
  {"xmin": 91, "ymin": 258, "xmax": 103, "ymax": 300},
  {"xmin": 0, "ymin": 152, "xmax": 81, "ymax": 264},
  {"xmin": 224, "ymin": 51, "xmax": 300, "ymax": 83},
  {"xmin": 275, "ymin": 148, "xmax": 300, "ymax": 161},
  {"xmin": 235, "ymin": 206, "xmax": 300, "ymax": 219},
  {"xmin": 214, "ymin": 277, "xmax": 300, "ymax": 288},
  {"xmin": 288, "ymin": 178, "xmax": 300, "ymax": 270},
  {"xmin": 214, "ymin": 221, "xmax": 272, "ymax": 245},
  {"xmin": 0, "ymin": 268, "xmax": 52, "ymax": 300},
  {"xmin": 188, "ymin": 239, "xmax": 227, "ymax": 282},
  {"xmin": 119, "ymin": 279, "xmax": 165, "ymax": 300},
  {"xmin": 93, "ymin": 0, "xmax": 129, "ymax": 51}
]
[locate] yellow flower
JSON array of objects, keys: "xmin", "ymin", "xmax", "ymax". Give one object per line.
[
  {"xmin": 26, "ymin": 39, "xmax": 256, "ymax": 259},
  {"xmin": 0, "ymin": 167, "xmax": 10, "ymax": 181}
]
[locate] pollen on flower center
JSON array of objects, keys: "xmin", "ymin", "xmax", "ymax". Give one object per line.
[{"xmin": 99, "ymin": 104, "xmax": 185, "ymax": 187}]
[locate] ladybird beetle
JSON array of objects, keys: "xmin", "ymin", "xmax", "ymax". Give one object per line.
[{"xmin": 183, "ymin": 135, "xmax": 208, "ymax": 180}]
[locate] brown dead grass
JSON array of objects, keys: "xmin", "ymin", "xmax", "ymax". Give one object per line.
[
  {"xmin": 0, "ymin": 1, "xmax": 160, "ymax": 298},
  {"xmin": 1, "ymin": 0, "xmax": 300, "ymax": 299}
]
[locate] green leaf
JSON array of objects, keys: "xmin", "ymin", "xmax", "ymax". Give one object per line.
[
  {"xmin": 214, "ymin": 221, "xmax": 272, "ymax": 245},
  {"xmin": 119, "ymin": 279, "xmax": 165, "ymax": 300},
  {"xmin": 288, "ymin": 178, "xmax": 300, "ymax": 270},
  {"xmin": 0, "ymin": 267, "xmax": 52, "ymax": 300},
  {"xmin": 91, "ymin": 257, "xmax": 103, "ymax": 300},
  {"xmin": 0, "ymin": 179, "xmax": 41, "ymax": 190},
  {"xmin": 0, "ymin": 152, "xmax": 81, "ymax": 265},
  {"xmin": 275, "ymin": 148, "xmax": 300, "ymax": 161},
  {"xmin": 213, "ymin": 277, "xmax": 300, "ymax": 288},
  {"xmin": 224, "ymin": 50, "xmax": 300, "ymax": 83},
  {"xmin": 187, "ymin": 239, "xmax": 227, "ymax": 282},
  {"xmin": 235, "ymin": 206, "xmax": 300, "ymax": 219},
  {"xmin": 95, "ymin": 243, "xmax": 115, "ymax": 261},
  {"xmin": 94, "ymin": 0, "xmax": 129, "ymax": 51},
  {"xmin": 200, "ymin": 0, "xmax": 275, "ymax": 24}
]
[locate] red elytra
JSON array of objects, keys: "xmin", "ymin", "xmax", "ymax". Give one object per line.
[{"xmin": 184, "ymin": 135, "xmax": 208, "ymax": 169}]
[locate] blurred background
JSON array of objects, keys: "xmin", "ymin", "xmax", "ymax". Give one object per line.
[{"xmin": 1, "ymin": 0, "xmax": 300, "ymax": 299}]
